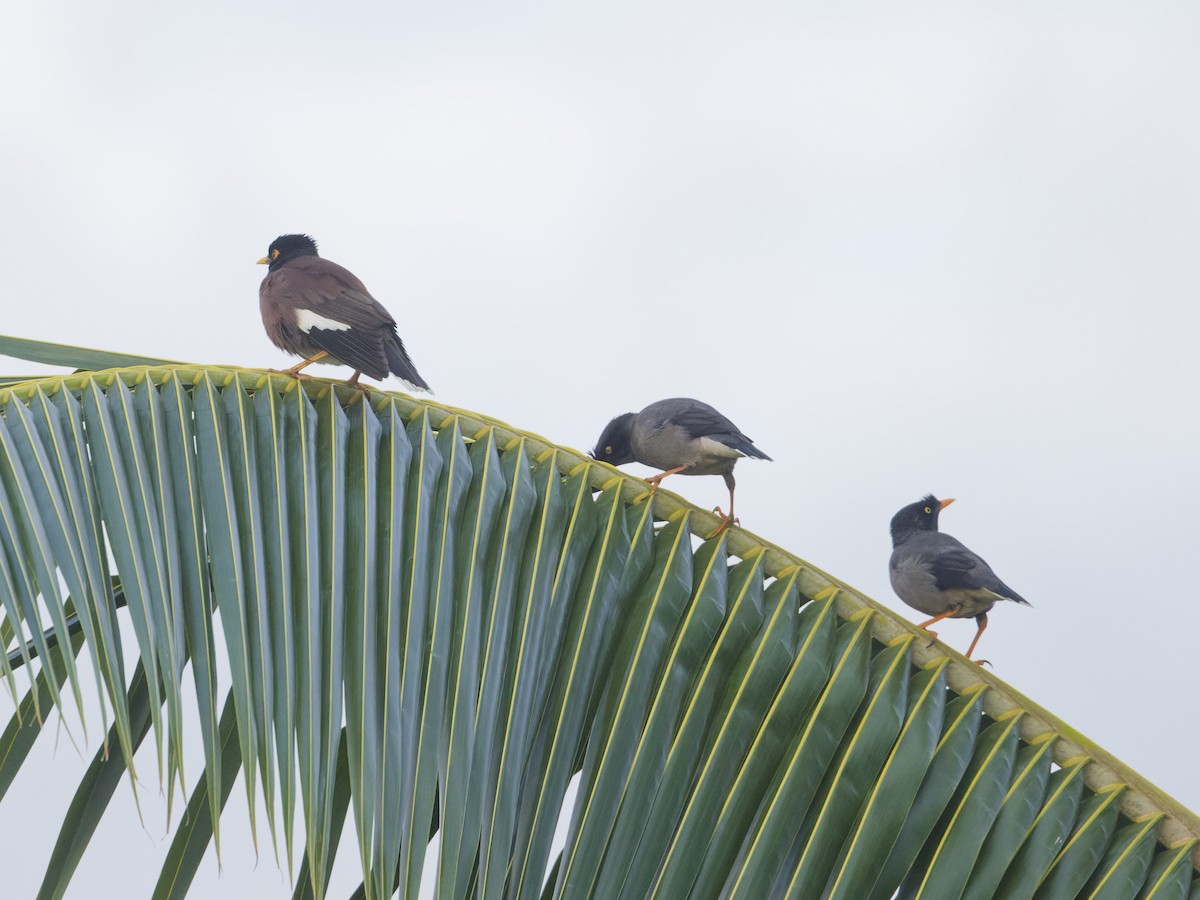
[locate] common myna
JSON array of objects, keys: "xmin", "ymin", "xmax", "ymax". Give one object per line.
[
  {"xmin": 889, "ymin": 495, "xmax": 1030, "ymax": 660},
  {"xmin": 258, "ymin": 234, "xmax": 430, "ymax": 391},
  {"xmin": 591, "ymin": 397, "xmax": 772, "ymax": 536}
]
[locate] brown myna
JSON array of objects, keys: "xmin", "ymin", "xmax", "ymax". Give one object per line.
[
  {"xmin": 591, "ymin": 397, "xmax": 772, "ymax": 537},
  {"xmin": 889, "ymin": 495, "xmax": 1031, "ymax": 660},
  {"xmin": 257, "ymin": 234, "xmax": 431, "ymax": 391}
]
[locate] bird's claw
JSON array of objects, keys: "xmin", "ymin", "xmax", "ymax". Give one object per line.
[
  {"xmin": 974, "ymin": 659, "xmax": 993, "ymax": 669},
  {"xmin": 705, "ymin": 508, "xmax": 738, "ymax": 539},
  {"xmin": 712, "ymin": 506, "xmax": 738, "ymax": 524}
]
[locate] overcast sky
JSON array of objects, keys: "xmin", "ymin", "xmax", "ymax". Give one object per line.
[{"xmin": 2, "ymin": 3, "xmax": 1198, "ymax": 896}]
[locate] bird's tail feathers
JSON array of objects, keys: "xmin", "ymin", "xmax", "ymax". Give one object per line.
[
  {"xmin": 716, "ymin": 433, "xmax": 772, "ymax": 461},
  {"xmin": 999, "ymin": 588, "xmax": 1032, "ymax": 607},
  {"xmin": 385, "ymin": 339, "xmax": 432, "ymax": 393}
]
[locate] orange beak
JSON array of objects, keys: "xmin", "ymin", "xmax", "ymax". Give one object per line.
[{"xmin": 940, "ymin": 498, "xmax": 956, "ymax": 509}]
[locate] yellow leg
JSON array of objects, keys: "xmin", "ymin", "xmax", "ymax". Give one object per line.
[
  {"xmin": 706, "ymin": 483, "xmax": 739, "ymax": 538},
  {"xmin": 271, "ymin": 350, "xmax": 330, "ymax": 378},
  {"xmin": 645, "ymin": 465, "xmax": 688, "ymax": 492},
  {"xmin": 964, "ymin": 614, "xmax": 989, "ymax": 661},
  {"xmin": 914, "ymin": 607, "xmax": 959, "ymax": 645},
  {"xmin": 344, "ymin": 370, "xmax": 375, "ymax": 393}
]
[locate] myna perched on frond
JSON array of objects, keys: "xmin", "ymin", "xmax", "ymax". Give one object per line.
[
  {"xmin": 258, "ymin": 234, "xmax": 430, "ymax": 391},
  {"xmin": 591, "ymin": 397, "xmax": 772, "ymax": 537},
  {"xmin": 889, "ymin": 495, "xmax": 1031, "ymax": 661}
]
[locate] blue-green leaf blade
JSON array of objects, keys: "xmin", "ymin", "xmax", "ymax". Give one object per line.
[{"xmin": 152, "ymin": 691, "xmax": 243, "ymax": 900}]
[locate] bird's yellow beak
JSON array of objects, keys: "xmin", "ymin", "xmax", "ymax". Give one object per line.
[
  {"xmin": 940, "ymin": 498, "xmax": 956, "ymax": 509},
  {"xmin": 256, "ymin": 256, "xmax": 270, "ymax": 265}
]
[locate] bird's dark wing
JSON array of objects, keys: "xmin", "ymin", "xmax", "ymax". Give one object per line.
[
  {"xmin": 306, "ymin": 326, "xmax": 392, "ymax": 381},
  {"xmin": 926, "ymin": 548, "xmax": 985, "ymax": 592},
  {"xmin": 645, "ymin": 398, "xmax": 772, "ymax": 460},
  {"xmin": 282, "ymin": 257, "xmax": 397, "ymax": 329},
  {"xmin": 267, "ymin": 258, "xmax": 404, "ymax": 381},
  {"xmin": 927, "ymin": 537, "xmax": 1030, "ymax": 605}
]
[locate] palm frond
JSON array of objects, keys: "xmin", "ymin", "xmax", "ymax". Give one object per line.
[
  {"xmin": 0, "ymin": 359, "xmax": 1196, "ymax": 898},
  {"xmin": 0, "ymin": 333, "xmax": 184, "ymax": 371}
]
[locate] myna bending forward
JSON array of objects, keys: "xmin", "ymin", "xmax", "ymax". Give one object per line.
[
  {"xmin": 591, "ymin": 397, "xmax": 772, "ymax": 537},
  {"xmin": 258, "ymin": 234, "xmax": 431, "ymax": 391},
  {"xmin": 889, "ymin": 495, "xmax": 1030, "ymax": 661}
]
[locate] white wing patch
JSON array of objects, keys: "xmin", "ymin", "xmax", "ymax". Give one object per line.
[{"xmin": 295, "ymin": 308, "xmax": 352, "ymax": 333}]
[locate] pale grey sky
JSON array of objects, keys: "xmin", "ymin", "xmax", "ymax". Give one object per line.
[{"xmin": 2, "ymin": 3, "xmax": 1198, "ymax": 896}]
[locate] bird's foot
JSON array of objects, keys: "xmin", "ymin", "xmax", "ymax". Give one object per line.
[
  {"xmin": 915, "ymin": 607, "xmax": 959, "ymax": 651},
  {"xmin": 643, "ymin": 466, "xmax": 687, "ymax": 494},
  {"xmin": 974, "ymin": 659, "xmax": 993, "ymax": 669},
  {"xmin": 343, "ymin": 373, "xmax": 374, "ymax": 395},
  {"xmin": 705, "ymin": 508, "xmax": 738, "ymax": 539},
  {"xmin": 270, "ymin": 366, "xmax": 313, "ymax": 380}
]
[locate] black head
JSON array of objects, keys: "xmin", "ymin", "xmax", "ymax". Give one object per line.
[
  {"xmin": 257, "ymin": 234, "xmax": 319, "ymax": 271},
  {"xmin": 591, "ymin": 413, "xmax": 636, "ymax": 466},
  {"xmin": 889, "ymin": 494, "xmax": 955, "ymax": 545}
]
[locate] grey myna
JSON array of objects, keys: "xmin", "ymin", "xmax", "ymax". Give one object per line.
[
  {"xmin": 258, "ymin": 234, "xmax": 430, "ymax": 391},
  {"xmin": 889, "ymin": 495, "xmax": 1030, "ymax": 660},
  {"xmin": 591, "ymin": 397, "xmax": 772, "ymax": 536}
]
